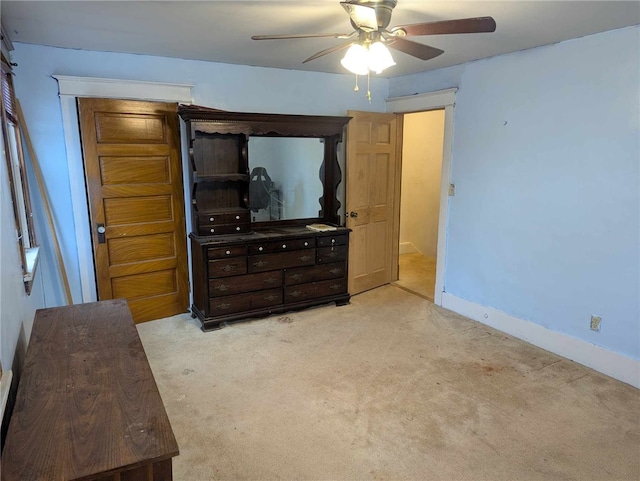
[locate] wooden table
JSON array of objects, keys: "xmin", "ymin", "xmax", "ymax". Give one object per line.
[{"xmin": 1, "ymin": 300, "xmax": 179, "ymax": 481}]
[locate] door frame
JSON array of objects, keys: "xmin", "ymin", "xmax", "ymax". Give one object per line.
[
  {"xmin": 386, "ymin": 88, "xmax": 456, "ymax": 306},
  {"xmin": 53, "ymin": 75, "xmax": 193, "ymax": 303}
]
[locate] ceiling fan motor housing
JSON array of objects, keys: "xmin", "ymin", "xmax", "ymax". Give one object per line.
[{"xmin": 347, "ymin": 0, "xmax": 397, "ymax": 30}]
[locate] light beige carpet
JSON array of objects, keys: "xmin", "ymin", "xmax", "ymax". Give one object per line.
[
  {"xmin": 396, "ymin": 253, "xmax": 436, "ymax": 301},
  {"xmin": 137, "ymin": 285, "xmax": 640, "ymax": 481}
]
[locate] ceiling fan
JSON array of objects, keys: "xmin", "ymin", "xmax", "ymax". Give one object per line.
[{"xmin": 251, "ymin": 0, "xmax": 496, "ymax": 73}]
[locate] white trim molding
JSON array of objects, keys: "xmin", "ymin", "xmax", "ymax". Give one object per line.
[
  {"xmin": 386, "ymin": 88, "xmax": 457, "ymax": 113},
  {"xmin": 442, "ymin": 292, "xmax": 640, "ymax": 389},
  {"xmin": 53, "ymin": 75, "xmax": 193, "ymax": 103},
  {"xmin": 53, "ymin": 75, "xmax": 193, "ymax": 303},
  {"xmin": 386, "ymin": 88, "xmax": 457, "ymax": 307},
  {"xmin": 0, "ymin": 369, "xmax": 13, "ymax": 425}
]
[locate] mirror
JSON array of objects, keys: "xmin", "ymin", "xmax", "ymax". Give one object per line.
[
  {"xmin": 248, "ymin": 136, "xmax": 325, "ymax": 222},
  {"xmin": 178, "ymin": 105, "xmax": 350, "ymax": 228}
]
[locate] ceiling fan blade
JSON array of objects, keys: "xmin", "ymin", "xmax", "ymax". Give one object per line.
[
  {"xmin": 341, "ymin": 2, "xmax": 378, "ymax": 31},
  {"xmin": 392, "ymin": 16, "xmax": 496, "ymax": 36},
  {"xmin": 387, "ymin": 37, "xmax": 444, "ymax": 61},
  {"xmin": 252, "ymin": 33, "xmax": 352, "ymax": 40},
  {"xmin": 303, "ymin": 41, "xmax": 355, "ymax": 64}
]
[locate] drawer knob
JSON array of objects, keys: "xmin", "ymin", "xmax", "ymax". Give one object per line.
[
  {"xmin": 220, "ymin": 264, "xmax": 236, "ymax": 272},
  {"xmin": 235, "ymin": 215, "xmax": 240, "ymax": 220},
  {"xmin": 331, "ymin": 239, "xmax": 336, "ymax": 244},
  {"xmin": 213, "ymin": 284, "xmax": 229, "ymax": 292},
  {"xmin": 210, "ymin": 228, "xmax": 215, "ymax": 233},
  {"xmin": 236, "ymin": 226, "xmax": 241, "ymax": 231},
  {"xmin": 282, "ymin": 244, "xmax": 287, "ymax": 249},
  {"xmin": 216, "ymin": 302, "xmax": 231, "ymax": 310},
  {"xmin": 209, "ymin": 217, "xmax": 215, "ymax": 222},
  {"xmin": 258, "ymin": 246, "xmax": 264, "ymax": 252},
  {"xmin": 225, "ymin": 250, "xmax": 231, "ymax": 255},
  {"xmin": 304, "ymin": 241, "xmax": 309, "ymax": 246}
]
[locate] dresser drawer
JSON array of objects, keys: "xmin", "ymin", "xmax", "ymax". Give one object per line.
[
  {"xmin": 209, "ymin": 271, "xmax": 282, "ymax": 297},
  {"xmin": 317, "ymin": 246, "xmax": 348, "ymax": 264},
  {"xmin": 284, "ymin": 262, "xmax": 346, "ymax": 286},
  {"xmin": 208, "ymin": 257, "xmax": 247, "ymax": 278},
  {"xmin": 226, "ymin": 211, "xmax": 250, "ymax": 224},
  {"xmin": 198, "ymin": 211, "xmax": 250, "ymax": 225},
  {"xmin": 198, "ymin": 213, "xmax": 225, "ymax": 226},
  {"xmin": 284, "ymin": 278, "xmax": 347, "ymax": 303},
  {"xmin": 199, "ymin": 223, "xmax": 250, "ymax": 236},
  {"xmin": 248, "ymin": 249, "xmax": 316, "ymax": 273},
  {"xmin": 317, "ymin": 234, "xmax": 348, "ymax": 247},
  {"xmin": 207, "ymin": 245, "xmax": 247, "ymax": 259},
  {"xmin": 208, "ymin": 288, "xmax": 282, "ymax": 317},
  {"xmin": 248, "ymin": 237, "xmax": 314, "ymax": 254}
]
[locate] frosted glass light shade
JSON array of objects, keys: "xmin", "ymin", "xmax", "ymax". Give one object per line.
[
  {"xmin": 368, "ymin": 42, "xmax": 395, "ymax": 74},
  {"xmin": 341, "ymin": 44, "xmax": 369, "ymax": 75}
]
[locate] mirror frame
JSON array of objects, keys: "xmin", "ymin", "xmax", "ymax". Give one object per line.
[{"xmin": 179, "ymin": 105, "xmax": 351, "ymax": 228}]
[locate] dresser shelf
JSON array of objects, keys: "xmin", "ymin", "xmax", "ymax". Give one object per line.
[{"xmin": 193, "ymin": 173, "xmax": 250, "ymax": 182}]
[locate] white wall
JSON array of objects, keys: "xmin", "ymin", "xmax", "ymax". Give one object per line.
[
  {"xmin": 400, "ymin": 110, "xmax": 444, "ymax": 257},
  {"xmin": 8, "ymin": 43, "xmax": 388, "ymax": 307},
  {"xmin": 390, "ymin": 26, "xmax": 640, "ymax": 362}
]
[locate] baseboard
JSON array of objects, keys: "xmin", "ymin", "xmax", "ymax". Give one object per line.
[
  {"xmin": 441, "ymin": 292, "xmax": 640, "ymax": 389},
  {"xmin": 399, "ymin": 242, "xmax": 418, "ymax": 255}
]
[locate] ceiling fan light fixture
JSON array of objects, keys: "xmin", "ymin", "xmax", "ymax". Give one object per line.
[
  {"xmin": 368, "ymin": 41, "xmax": 395, "ymax": 73},
  {"xmin": 341, "ymin": 43, "xmax": 370, "ymax": 75},
  {"xmin": 341, "ymin": 41, "xmax": 395, "ymax": 76}
]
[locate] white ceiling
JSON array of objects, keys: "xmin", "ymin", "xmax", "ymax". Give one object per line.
[{"xmin": 2, "ymin": 1, "xmax": 639, "ymax": 78}]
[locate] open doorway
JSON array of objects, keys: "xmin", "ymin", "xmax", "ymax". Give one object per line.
[{"xmin": 395, "ymin": 109, "xmax": 445, "ymax": 301}]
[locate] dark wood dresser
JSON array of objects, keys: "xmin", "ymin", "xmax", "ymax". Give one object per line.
[
  {"xmin": 191, "ymin": 227, "xmax": 350, "ymax": 330},
  {"xmin": 1, "ymin": 300, "xmax": 179, "ymax": 481},
  {"xmin": 179, "ymin": 105, "xmax": 352, "ymax": 331}
]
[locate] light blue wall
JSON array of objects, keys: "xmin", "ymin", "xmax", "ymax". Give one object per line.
[
  {"xmin": 7, "ymin": 27, "xmax": 639, "ymax": 364},
  {"xmin": 1, "ymin": 135, "xmax": 45, "ymax": 373},
  {"xmin": 9, "ymin": 43, "xmax": 388, "ymax": 307},
  {"xmin": 390, "ymin": 26, "xmax": 640, "ymax": 360}
]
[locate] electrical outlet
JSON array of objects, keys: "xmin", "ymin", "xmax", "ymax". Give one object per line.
[{"xmin": 590, "ymin": 315, "xmax": 602, "ymax": 332}]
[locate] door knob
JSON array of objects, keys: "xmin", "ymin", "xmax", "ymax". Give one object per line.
[
  {"xmin": 349, "ymin": 211, "xmax": 358, "ymax": 218},
  {"xmin": 96, "ymin": 224, "xmax": 106, "ymax": 244}
]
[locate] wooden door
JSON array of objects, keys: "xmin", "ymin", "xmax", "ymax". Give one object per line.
[
  {"xmin": 78, "ymin": 98, "xmax": 188, "ymax": 322},
  {"xmin": 346, "ymin": 111, "xmax": 399, "ymax": 295}
]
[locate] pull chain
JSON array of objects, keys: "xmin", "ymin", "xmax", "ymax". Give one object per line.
[{"xmin": 352, "ymin": 73, "xmax": 372, "ymax": 101}]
